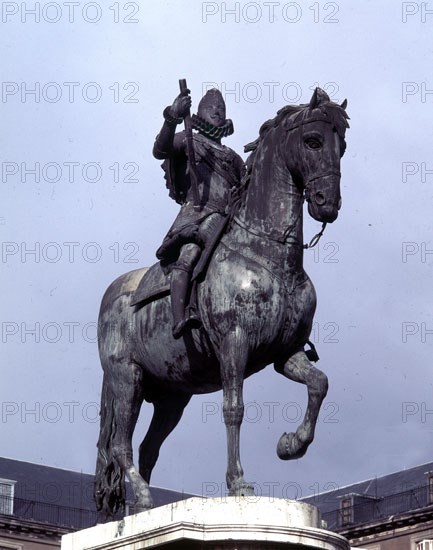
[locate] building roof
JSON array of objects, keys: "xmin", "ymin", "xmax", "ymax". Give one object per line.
[
  {"xmin": 302, "ymin": 461, "xmax": 433, "ymax": 515},
  {"xmin": 0, "ymin": 456, "xmax": 194, "ymax": 511}
]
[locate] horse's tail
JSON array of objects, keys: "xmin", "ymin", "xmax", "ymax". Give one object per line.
[{"xmin": 94, "ymin": 373, "xmax": 125, "ymax": 516}]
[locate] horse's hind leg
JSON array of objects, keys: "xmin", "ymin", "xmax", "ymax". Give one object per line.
[
  {"xmin": 138, "ymin": 392, "xmax": 191, "ymax": 484},
  {"xmin": 275, "ymin": 350, "xmax": 328, "ymax": 460},
  {"xmin": 96, "ymin": 361, "xmax": 153, "ymax": 513}
]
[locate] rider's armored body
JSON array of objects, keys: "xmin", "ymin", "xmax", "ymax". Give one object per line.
[{"xmin": 153, "ymin": 88, "xmax": 245, "ymax": 338}]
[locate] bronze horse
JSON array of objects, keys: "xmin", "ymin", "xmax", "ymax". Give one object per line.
[{"xmin": 95, "ymin": 88, "xmax": 349, "ymax": 514}]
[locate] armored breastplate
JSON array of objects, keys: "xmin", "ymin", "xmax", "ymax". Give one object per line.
[
  {"xmin": 192, "ymin": 134, "xmax": 241, "ymax": 209},
  {"xmin": 162, "ymin": 132, "xmax": 243, "ymax": 207}
]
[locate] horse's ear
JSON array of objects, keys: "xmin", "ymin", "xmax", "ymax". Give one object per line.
[
  {"xmin": 308, "ymin": 87, "xmax": 330, "ymax": 111},
  {"xmin": 308, "ymin": 88, "xmax": 319, "ymax": 112},
  {"xmin": 340, "ymin": 98, "xmax": 348, "ymax": 110}
]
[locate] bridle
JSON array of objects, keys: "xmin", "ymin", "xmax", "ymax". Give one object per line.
[{"xmin": 284, "ymin": 115, "xmax": 343, "ymax": 250}]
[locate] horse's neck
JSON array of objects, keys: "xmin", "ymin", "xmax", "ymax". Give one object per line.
[{"xmin": 235, "ymin": 135, "xmax": 304, "ymax": 265}]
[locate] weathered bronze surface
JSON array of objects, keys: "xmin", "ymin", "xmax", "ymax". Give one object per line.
[{"xmin": 94, "ymin": 86, "xmax": 349, "ymax": 515}]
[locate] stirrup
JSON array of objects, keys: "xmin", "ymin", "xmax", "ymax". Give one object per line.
[{"xmin": 172, "ymin": 312, "xmax": 202, "ymax": 340}]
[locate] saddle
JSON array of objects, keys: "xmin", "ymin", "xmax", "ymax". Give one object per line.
[{"xmin": 131, "ymin": 213, "xmax": 230, "ymax": 308}]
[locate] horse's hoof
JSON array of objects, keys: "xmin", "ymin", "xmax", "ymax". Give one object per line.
[
  {"xmin": 134, "ymin": 498, "xmax": 153, "ymax": 513},
  {"xmin": 229, "ymin": 481, "xmax": 255, "ymax": 497},
  {"xmin": 134, "ymin": 489, "xmax": 153, "ymax": 513},
  {"xmin": 277, "ymin": 432, "xmax": 307, "ymax": 460},
  {"xmin": 134, "ymin": 504, "xmax": 153, "ymax": 513}
]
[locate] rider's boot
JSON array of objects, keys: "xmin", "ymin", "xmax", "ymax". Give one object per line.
[{"xmin": 171, "ymin": 268, "xmax": 201, "ymax": 339}]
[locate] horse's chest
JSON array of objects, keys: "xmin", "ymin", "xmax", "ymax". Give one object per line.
[
  {"xmin": 202, "ymin": 245, "xmax": 316, "ymax": 351},
  {"xmin": 278, "ymin": 276, "xmax": 317, "ymax": 346},
  {"xmin": 251, "ymin": 273, "xmax": 316, "ymax": 351}
]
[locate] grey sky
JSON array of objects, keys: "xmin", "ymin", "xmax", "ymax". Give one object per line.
[{"xmin": 2, "ymin": 0, "xmax": 433, "ymax": 502}]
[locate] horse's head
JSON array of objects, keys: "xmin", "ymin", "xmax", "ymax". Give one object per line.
[{"xmin": 281, "ymin": 88, "xmax": 349, "ymax": 223}]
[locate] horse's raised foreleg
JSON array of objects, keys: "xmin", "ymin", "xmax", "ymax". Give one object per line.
[
  {"xmin": 275, "ymin": 350, "xmax": 328, "ymax": 460},
  {"xmin": 219, "ymin": 328, "xmax": 254, "ymax": 496},
  {"xmin": 138, "ymin": 393, "xmax": 191, "ymax": 484}
]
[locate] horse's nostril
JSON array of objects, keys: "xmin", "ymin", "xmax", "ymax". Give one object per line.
[{"xmin": 315, "ymin": 192, "xmax": 326, "ymax": 205}]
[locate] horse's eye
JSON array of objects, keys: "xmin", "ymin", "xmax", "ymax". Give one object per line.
[{"xmin": 305, "ymin": 137, "xmax": 322, "ymax": 150}]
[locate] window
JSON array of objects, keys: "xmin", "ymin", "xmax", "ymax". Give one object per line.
[
  {"xmin": 417, "ymin": 541, "xmax": 433, "ymax": 550},
  {"xmin": 0, "ymin": 479, "xmax": 16, "ymax": 515},
  {"xmin": 428, "ymin": 475, "xmax": 433, "ymax": 504},
  {"xmin": 340, "ymin": 496, "xmax": 353, "ymax": 526}
]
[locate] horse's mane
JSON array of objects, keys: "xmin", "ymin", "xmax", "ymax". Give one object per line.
[{"xmin": 244, "ymin": 90, "xmax": 350, "ymax": 154}]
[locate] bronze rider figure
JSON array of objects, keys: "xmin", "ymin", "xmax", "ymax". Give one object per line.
[{"xmin": 153, "ymin": 87, "xmax": 245, "ymax": 339}]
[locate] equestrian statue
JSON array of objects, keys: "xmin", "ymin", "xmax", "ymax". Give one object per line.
[{"xmin": 94, "ymin": 82, "xmax": 349, "ymax": 515}]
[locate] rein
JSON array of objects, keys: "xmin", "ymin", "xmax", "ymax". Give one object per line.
[
  {"xmin": 303, "ymin": 222, "xmax": 326, "ymax": 249},
  {"xmin": 232, "ymin": 214, "xmax": 327, "ymax": 251}
]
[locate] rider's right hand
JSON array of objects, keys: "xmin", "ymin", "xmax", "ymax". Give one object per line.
[{"xmin": 170, "ymin": 93, "xmax": 192, "ymax": 119}]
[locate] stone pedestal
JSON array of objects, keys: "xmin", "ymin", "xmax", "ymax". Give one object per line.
[{"xmin": 62, "ymin": 497, "xmax": 351, "ymax": 549}]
